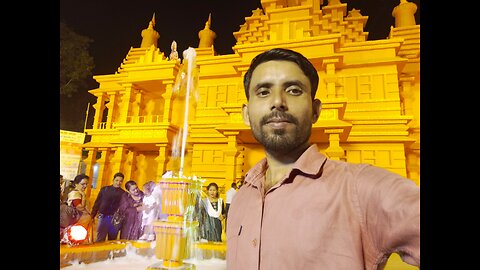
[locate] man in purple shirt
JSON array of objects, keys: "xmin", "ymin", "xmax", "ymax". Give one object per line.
[{"xmin": 226, "ymin": 48, "xmax": 420, "ymax": 270}]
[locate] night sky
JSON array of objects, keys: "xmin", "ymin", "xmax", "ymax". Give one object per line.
[{"xmin": 59, "ymin": 0, "xmax": 420, "ymax": 132}]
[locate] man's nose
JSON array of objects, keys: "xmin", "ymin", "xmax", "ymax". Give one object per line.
[{"xmin": 270, "ymin": 89, "xmax": 287, "ymax": 111}]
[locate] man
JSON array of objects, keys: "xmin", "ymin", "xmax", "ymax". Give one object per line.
[
  {"xmin": 90, "ymin": 172, "xmax": 126, "ymax": 242},
  {"xmin": 226, "ymin": 48, "xmax": 420, "ymax": 269}
]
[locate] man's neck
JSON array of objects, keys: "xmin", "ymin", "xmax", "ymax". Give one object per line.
[
  {"xmin": 263, "ymin": 143, "xmax": 311, "ymax": 193},
  {"xmin": 264, "ymin": 166, "xmax": 289, "ymax": 192}
]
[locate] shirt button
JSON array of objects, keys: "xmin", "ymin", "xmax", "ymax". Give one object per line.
[{"xmin": 252, "ymin": 238, "xmax": 257, "ymax": 247}]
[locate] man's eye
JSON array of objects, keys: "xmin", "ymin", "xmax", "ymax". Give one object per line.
[
  {"xmin": 287, "ymin": 87, "xmax": 303, "ymax": 96},
  {"xmin": 256, "ymin": 88, "xmax": 270, "ymax": 97}
]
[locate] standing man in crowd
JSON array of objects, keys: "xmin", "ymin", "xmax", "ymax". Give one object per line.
[
  {"xmin": 90, "ymin": 172, "xmax": 126, "ymax": 242},
  {"xmin": 226, "ymin": 48, "xmax": 420, "ymax": 269}
]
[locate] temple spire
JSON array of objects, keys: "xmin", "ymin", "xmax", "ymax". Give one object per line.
[
  {"xmin": 198, "ymin": 13, "xmax": 216, "ymax": 48},
  {"xmin": 140, "ymin": 13, "xmax": 160, "ymax": 48},
  {"xmin": 392, "ymin": 0, "xmax": 417, "ymax": 27}
]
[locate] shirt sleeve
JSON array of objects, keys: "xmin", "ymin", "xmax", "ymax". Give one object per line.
[
  {"xmin": 355, "ymin": 165, "xmax": 420, "ymax": 267},
  {"xmin": 90, "ymin": 187, "xmax": 104, "ymax": 218}
]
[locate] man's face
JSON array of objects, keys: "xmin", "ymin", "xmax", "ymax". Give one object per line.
[
  {"xmin": 243, "ymin": 60, "xmax": 320, "ymax": 154},
  {"xmin": 113, "ymin": 176, "xmax": 124, "ymax": 188}
]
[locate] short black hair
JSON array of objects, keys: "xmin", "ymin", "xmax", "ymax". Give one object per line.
[
  {"xmin": 113, "ymin": 172, "xmax": 125, "ymax": 179},
  {"xmin": 243, "ymin": 48, "xmax": 319, "ymax": 100}
]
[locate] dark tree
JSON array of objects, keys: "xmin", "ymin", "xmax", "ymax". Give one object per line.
[{"xmin": 60, "ymin": 22, "xmax": 94, "ymax": 97}]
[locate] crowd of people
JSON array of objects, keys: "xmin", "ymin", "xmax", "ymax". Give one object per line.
[{"xmin": 59, "ymin": 171, "xmax": 239, "ymax": 245}]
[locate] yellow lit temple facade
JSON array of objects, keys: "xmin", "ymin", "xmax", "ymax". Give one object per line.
[{"xmin": 82, "ymin": 0, "xmax": 420, "ymax": 206}]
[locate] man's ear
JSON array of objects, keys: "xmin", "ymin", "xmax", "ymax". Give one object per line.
[
  {"xmin": 242, "ymin": 104, "xmax": 251, "ymax": 126},
  {"xmin": 312, "ymin": 99, "xmax": 321, "ymax": 123}
]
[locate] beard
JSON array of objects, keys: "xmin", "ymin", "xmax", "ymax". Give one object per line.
[{"xmin": 250, "ymin": 111, "xmax": 312, "ymax": 154}]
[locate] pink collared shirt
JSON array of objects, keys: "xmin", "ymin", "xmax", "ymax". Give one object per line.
[{"xmin": 226, "ymin": 144, "xmax": 420, "ymax": 270}]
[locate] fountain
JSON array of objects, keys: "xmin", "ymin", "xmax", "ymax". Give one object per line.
[
  {"xmin": 147, "ymin": 175, "xmax": 202, "ymax": 270},
  {"xmin": 147, "ymin": 47, "xmax": 205, "ymax": 270}
]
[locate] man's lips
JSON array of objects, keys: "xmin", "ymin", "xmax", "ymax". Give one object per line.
[
  {"xmin": 260, "ymin": 113, "xmax": 298, "ymax": 127},
  {"xmin": 265, "ymin": 118, "xmax": 291, "ymax": 128}
]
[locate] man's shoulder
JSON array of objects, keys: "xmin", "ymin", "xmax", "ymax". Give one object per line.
[{"xmin": 326, "ymin": 159, "xmax": 410, "ymax": 186}]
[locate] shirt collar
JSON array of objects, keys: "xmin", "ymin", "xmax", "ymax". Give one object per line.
[
  {"xmin": 244, "ymin": 144, "xmax": 328, "ymax": 188},
  {"xmin": 291, "ymin": 144, "xmax": 327, "ymax": 176}
]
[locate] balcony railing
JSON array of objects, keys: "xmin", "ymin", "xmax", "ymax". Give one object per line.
[
  {"xmin": 126, "ymin": 115, "xmax": 162, "ymax": 124},
  {"xmin": 94, "ymin": 115, "xmax": 164, "ymax": 130}
]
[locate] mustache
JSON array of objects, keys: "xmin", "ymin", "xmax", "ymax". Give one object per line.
[{"xmin": 260, "ymin": 111, "xmax": 298, "ymax": 126}]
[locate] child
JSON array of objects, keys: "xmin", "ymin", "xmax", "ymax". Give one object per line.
[{"xmin": 139, "ymin": 181, "xmax": 158, "ymax": 241}]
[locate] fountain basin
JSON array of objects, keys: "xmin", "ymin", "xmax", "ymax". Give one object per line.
[{"xmin": 60, "ymin": 240, "xmax": 225, "ymax": 269}]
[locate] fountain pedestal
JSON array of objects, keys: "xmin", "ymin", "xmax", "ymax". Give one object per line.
[{"xmin": 147, "ymin": 176, "xmax": 202, "ymax": 270}]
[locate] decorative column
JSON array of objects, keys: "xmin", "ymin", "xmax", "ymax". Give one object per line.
[
  {"xmin": 94, "ymin": 149, "xmax": 109, "ymax": 188},
  {"xmin": 109, "ymin": 146, "xmax": 128, "ymax": 178},
  {"xmin": 224, "ymin": 132, "xmax": 240, "ymax": 183},
  {"xmin": 406, "ymin": 150, "xmax": 420, "ymax": 186},
  {"xmin": 83, "ymin": 148, "xmax": 98, "ymax": 200},
  {"xmin": 322, "ymin": 60, "xmax": 340, "ymax": 99},
  {"xmin": 145, "ymin": 98, "xmax": 156, "ymax": 123},
  {"xmin": 123, "ymin": 150, "xmax": 135, "ymax": 180},
  {"xmin": 324, "ymin": 131, "xmax": 345, "ymax": 160},
  {"xmin": 399, "ymin": 76, "xmax": 418, "ymax": 127},
  {"xmin": 92, "ymin": 94, "xmax": 106, "ymax": 129},
  {"xmin": 183, "ymin": 146, "xmax": 194, "ymax": 177},
  {"xmin": 135, "ymin": 154, "xmax": 148, "ymax": 186},
  {"xmin": 162, "ymin": 81, "xmax": 175, "ymax": 123},
  {"xmin": 118, "ymin": 83, "xmax": 134, "ymax": 123},
  {"xmin": 399, "ymin": 76, "xmax": 420, "ymax": 185},
  {"xmin": 105, "ymin": 92, "xmax": 118, "ymax": 128},
  {"xmin": 155, "ymin": 143, "xmax": 170, "ymax": 179},
  {"xmin": 131, "ymin": 89, "xmax": 143, "ymax": 123}
]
